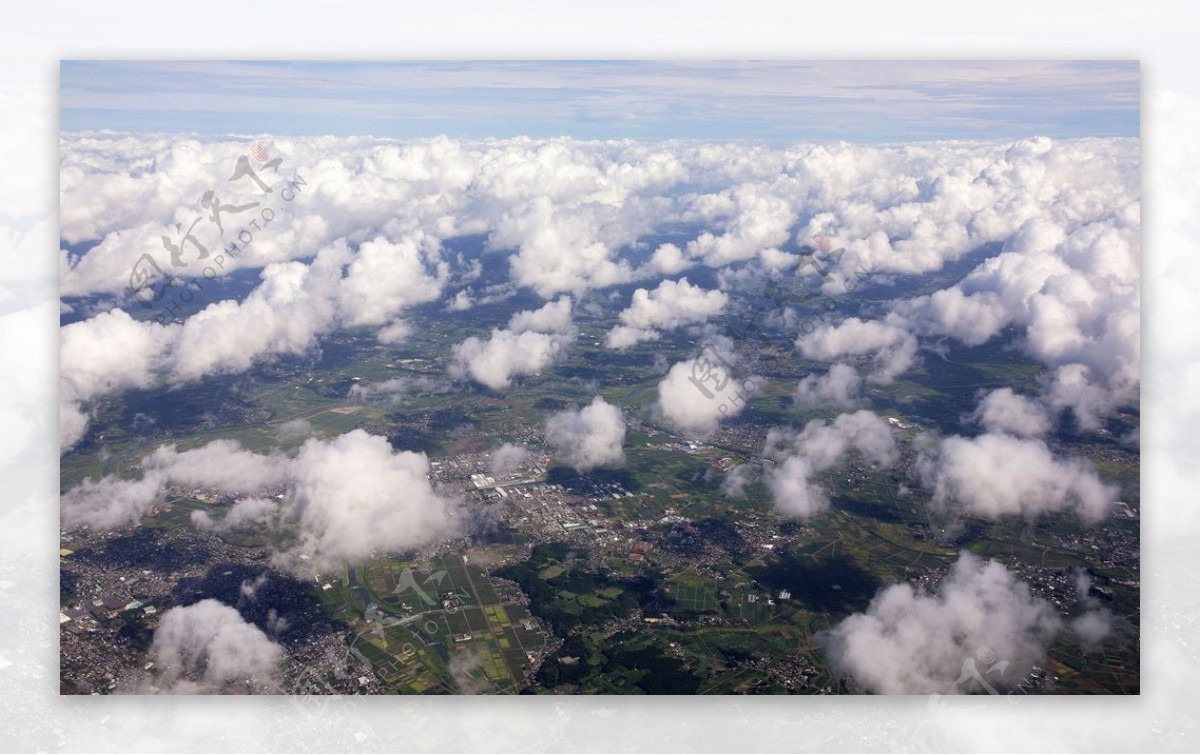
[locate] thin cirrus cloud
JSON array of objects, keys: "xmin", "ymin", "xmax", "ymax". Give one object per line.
[{"xmin": 59, "ymin": 60, "xmax": 1139, "ymax": 142}]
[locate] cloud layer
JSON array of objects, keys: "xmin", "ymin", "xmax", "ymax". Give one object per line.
[{"xmin": 60, "ymin": 133, "xmax": 1139, "ymax": 451}]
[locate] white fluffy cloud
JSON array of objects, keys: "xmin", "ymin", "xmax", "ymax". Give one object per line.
[
  {"xmin": 449, "ymin": 328, "xmax": 570, "ymax": 390},
  {"xmin": 823, "ymin": 551, "xmax": 1062, "ymax": 694},
  {"xmin": 795, "ymin": 316, "xmax": 918, "ymax": 384},
  {"xmin": 60, "ymin": 473, "xmax": 166, "ymax": 531},
  {"xmin": 168, "ymin": 243, "xmax": 347, "ymax": 383},
  {"xmin": 892, "ymin": 287, "xmax": 1012, "ymax": 347},
  {"xmin": 1071, "ymin": 570, "xmax": 1114, "ymax": 648},
  {"xmin": 544, "ymin": 397, "xmax": 626, "ymax": 472},
  {"xmin": 347, "ymin": 376, "xmax": 447, "ymax": 405},
  {"xmin": 793, "ymin": 363, "xmax": 862, "ymax": 409},
  {"xmin": 682, "ymin": 183, "xmax": 796, "ymax": 267},
  {"xmin": 491, "ymin": 196, "xmax": 639, "ymax": 298},
  {"xmin": 489, "ymin": 443, "xmax": 531, "ymax": 476},
  {"xmin": 143, "ymin": 439, "xmax": 291, "ymax": 494},
  {"xmin": 763, "ymin": 410, "xmax": 898, "ymax": 518},
  {"xmin": 888, "ymin": 209, "xmax": 1140, "ymax": 430},
  {"xmin": 282, "ymin": 430, "xmax": 456, "ymax": 573},
  {"xmin": 60, "ymin": 308, "xmax": 175, "ymax": 401},
  {"xmin": 60, "ymin": 133, "xmax": 1139, "ymax": 452},
  {"xmin": 641, "ymin": 242, "xmax": 693, "ymax": 276},
  {"xmin": 449, "ymin": 297, "xmax": 575, "ymax": 390},
  {"xmin": 61, "ymin": 431, "xmax": 457, "ymax": 573},
  {"xmin": 916, "ymin": 432, "xmax": 1116, "ymax": 521},
  {"xmin": 59, "ymin": 235, "xmax": 446, "ymax": 450},
  {"xmin": 721, "ymin": 463, "xmax": 755, "ymax": 497},
  {"xmin": 148, "ymin": 599, "xmax": 284, "ymax": 694},
  {"xmin": 376, "ymin": 319, "xmax": 413, "ymax": 345},
  {"xmin": 604, "ymin": 277, "xmax": 728, "ymax": 349},
  {"xmin": 60, "ymin": 136, "xmax": 1137, "ymax": 320},
  {"xmin": 59, "ymin": 308, "xmax": 178, "ymax": 450},
  {"xmin": 655, "ymin": 341, "xmax": 762, "ymax": 437},
  {"xmin": 336, "ymin": 235, "xmax": 447, "ymax": 327},
  {"xmin": 507, "ymin": 295, "xmax": 574, "ymax": 335},
  {"xmin": 61, "ymin": 437, "xmax": 288, "ymax": 530},
  {"xmin": 192, "ymin": 497, "xmax": 279, "ymax": 532},
  {"xmin": 970, "ymin": 388, "xmax": 1053, "ymax": 437}
]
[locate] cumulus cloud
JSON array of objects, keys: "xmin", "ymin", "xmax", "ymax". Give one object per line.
[
  {"xmin": 489, "ymin": 443, "xmax": 531, "ymax": 476},
  {"xmin": 1045, "ymin": 362, "xmax": 1134, "ymax": 432},
  {"xmin": 191, "ymin": 497, "xmax": 279, "ymax": 532},
  {"xmin": 59, "ymin": 308, "xmax": 178, "ymax": 450},
  {"xmin": 493, "ymin": 196, "xmax": 638, "ymax": 298},
  {"xmin": 60, "ymin": 135, "xmax": 1137, "ymax": 318},
  {"xmin": 682, "ymin": 183, "xmax": 796, "ymax": 267},
  {"xmin": 970, "ymin": 388, "xmax": 1052, "ymax": 437},
  {"xmin": 60, "ymin": 308, "xmax": 175, "ymax": 401},
  {"xmin": 337, "ymin": 235, "xmax": 447, "ymax": 327},
  {"xmin": 916, "ymin": 432, "xmax": 1116, "ymax": 521},
  {"xmin": 446, "ymin": 290, "xmax": 474, "ymax": 311},
  {"xmin": 147, "ymin": 599, "xmax": 284, "ymax": 694},
  {"xmin": 61, "ymin": 436, "xmax": 292, "ymax": 530},
  {"xmin": 376, "ymin": 319, "xmax": 413, "ymax": 345},
  {"xmin": 823, "ymin": 551, "xmax": 1062, "ymax": 695},
  {"xmin": 60, "ymin": 401, "xmax": 90, "ymax": 455},
  {"xmin": 888, "ymin": 209, "xmax": 1139, "ymax": 430},
  {"xmin": 604, "ymin": 278, "xmax": 728, "ymax": 349},
  {"xmin": 59, "ymin": 233, "xmax": 447, "ymax": 450},
  {"xmin": 655, "ymin": 341, "xmax": 762, "ymax": 437},
  {"xmin": 347, "ymin": 376, "xmax": 448, "ymax": 405},
  {"xmin": 60, "ymin": 133, "xmax": 1138, "ymax": 453},
  {"xmin": 793, "ymin": 363, "xmax": 863, "ymax": 409},
  {"xmin": 59, "ymin": 135, "xmax": 476, "ymax": 300},
  {"xmin": 168, "ymin": 243, "xmax": 347, "ymax": 383},
  {"xmin": 449, "ymin": 297, "xmax": 576, "ymax": 390},
  {"xmin": 61, "ymin": 437, "xmax": 288, "ymax": 530},
  {"xmin": 279, "ymin": 430, "xmax": 457, "ymax": 573},
  {"xmin": 763, "ymin": 410, "xmax": 899, "ymax": 518},
  {"xmin": 795, "ymin": 316, "xmax": 918, "ymax": 384},
  {"xmin": 721, "ymin": 464, "xmax": 755, "ymax": 497},
  {"xmin": 449, "ymin": 328, "xmax": 570, "ymax": 390},
  {"xmin": 61, "ymin": 431, "xmax": 457, "ymax": 573},
  {"xmin": 143, "ymin": 439, "xmax": 290, "ymax": 494},
  {"xmin": 1072, "ymin": 610, "xmax": 1113, "ymax": 649},
  {"xmin": 60, "ymin": 473, "xmax": 165, "ymax": 531},
  {"xmin": 506, "ymin": 295, "xmax": 574, "ymax": 335},
  {"xmin": 275, "ymin": 418, "xmax": 314, "ymax": 441},
  {"xmin": 641, "ymin": 242, "xmax": 693, "ymax": 276},
  {"xmin": 544, "ymin": 397, "xmax": 626, "ymax": 472},
  {"xmin": 1071, "ymin": 570, "xmax": 1114, "ymax": 648},
  {"xmin": 892, "ymin": 288, "xmax": 1013, "ymax": 347}
]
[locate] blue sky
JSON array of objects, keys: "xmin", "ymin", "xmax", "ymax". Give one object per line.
[{"xmin": 60, "ymin": 60, "xmax": 1139, "ymax": 142}]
